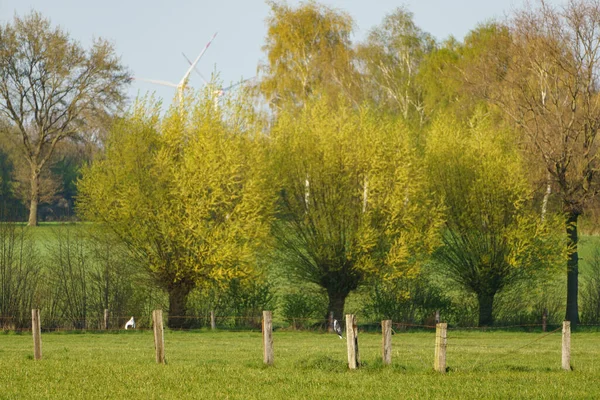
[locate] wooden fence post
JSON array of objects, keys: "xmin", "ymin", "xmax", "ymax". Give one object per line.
[
  {"xmin": 104, "ymin": 309, "xmax": 109, "ymax": 330},
  {"xmin": 328, "ymin": 311, "xmax": 334, "ymax": 333},
  {"xmin": 542, "ymin": 309, "xmax": 548, "ymax": 333},
  {"xmin": 434, "ymin": 322, "xmax": 447, "ymax": 373},
  {"xmin": 210, "ymin": 311, "xmax": 216, "ymax": 330},
  {"xmin": 153, "ymin": 310, "xmax": 165, "ymax": 364},
  {"xmin": 346, "ymin": 314, "xmax": 359, "ymax": 369},
  {"xmin": 31, "ymin": 309, "xmax": 42, "ymax": 361},
  {"xmin": 262, "ymin": 311, "xmax": 274, "ymax": 365},
  {"xmin": 562, "ymin": 320, "xmax": 571, "ymax": 371},
  {"xmin": 382, "ymin": 320, "xmax": 392, "ymax": 365}
]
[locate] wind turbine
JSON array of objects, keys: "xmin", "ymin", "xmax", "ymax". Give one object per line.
[
  {"xmin": 181, "ymin": 52, "xmax": 256, "ymax": 106},
  {"xmin": 135, "ymin": 32, "xmax": 218, "ymax": 105}
]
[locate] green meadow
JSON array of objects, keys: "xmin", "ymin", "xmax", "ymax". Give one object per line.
[{"xmin": 1, "ymin": 329, "xmax": 599, "ymax": 399}]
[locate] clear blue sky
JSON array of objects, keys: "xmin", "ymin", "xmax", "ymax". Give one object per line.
[{"xmin": 0, "ymin": 0, "xmax": 565, "ymax": 106}]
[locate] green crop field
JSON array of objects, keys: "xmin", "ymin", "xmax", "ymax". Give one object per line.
[{"xmin": 1, "ymin": 329, "xmax": 599, "ymax": 399}]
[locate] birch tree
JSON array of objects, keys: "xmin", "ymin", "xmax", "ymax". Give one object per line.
[
  {"xmin": 259, "ymin": 1, "xmax": 360, "ymax": 110},
  {"xmin": 356, "ymin": 7, "xmax": 434, "ymax": 124}
]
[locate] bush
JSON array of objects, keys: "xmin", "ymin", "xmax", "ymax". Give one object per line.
[
  {"xmin": 493, "ymin": 275, "xmax": 564, "ymax": 327},
  {"xmin": 281, "ymin": 292, "xmax": 327, "ymax": 329},
  {"xmin": 581, "ymin": 248, "xmax": 600, "ymax": 324},
  {"xmin": 0, "ymin": 222, "xmax": 42, "ymax": 329},
  {"xmin": 187, "ymin": 278, "xmax": 276, "ymax": 329},
  {"xmin": 39, "ymin": 224, "xmax": 164, "ymax": 330},
  {"xmin": 363, "ymin": 274, "xmax": 452, "ymax": 326}
]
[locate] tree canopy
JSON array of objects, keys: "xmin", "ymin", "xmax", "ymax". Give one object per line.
[
  {"xmin": 77, "ymin": 93, "xmax": 274, "ymax": 328},
  {"xmin": 270, "ymin": 93, "xmax": 443, "ymax": 320},
  {"xmin": 0, "ymin": 11, "xmax": 130, "ymax": 226},
  {"xmin": 356, "ymin": 7, "xmax": 435, "ymax": 123},
  {"xmin": 259, "ymin": 1, "xmax": 360, "ymax": 110},
  {"xmin": 0, "ymin": 2, "xmax": 586, "ymax": 329},
  {"xmin": 454, "ymin": 1, "xmax": 600, "ymax": 324}
]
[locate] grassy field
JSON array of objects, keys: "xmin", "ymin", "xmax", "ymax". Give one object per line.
[{"xmin": 1, "ymin": 329, "xmax": 599, "ymax": 399}]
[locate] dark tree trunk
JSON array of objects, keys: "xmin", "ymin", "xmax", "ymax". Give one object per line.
[
  {"xmin": 326, "ymin": 288, "xmax": 349, "ymax": 323},
  {"xmin": 28, "ymin": 169, "xmax": 39, "ymax": 227},
  {"xmin": 477, "ymin": 292, "xmax": 495, "ymax": 327},
  {"xmin": 167, "ymin": 283, "xmax": 193, "ymax": 329},
  {"xmin": 566, "ymin": 212, "xmax": 580, "ymax": 325},
  {"xmin": 321, "ymin": 266, "xmax": 360, "ymax": 325}
]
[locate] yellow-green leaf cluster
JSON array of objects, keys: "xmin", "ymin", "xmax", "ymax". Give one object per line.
[
  {"xmin": 425, "ymin": 110, "xmax": 569, "ymax": 296},
  {"xmin": 78, "ymin": 91, "xmax": 274, "ymax": 290},
  {"xmin": 271, "ymin": 93, "xmax": 443, "ymax": 290},
  {"xmin": 259, "ymin": 1, "xmax": 359, "ymax": 109}
]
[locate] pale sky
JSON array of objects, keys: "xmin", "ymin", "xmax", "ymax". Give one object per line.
[{"xmin": 0, "ymin": 0, "xmax": 565, "ymax": 107}]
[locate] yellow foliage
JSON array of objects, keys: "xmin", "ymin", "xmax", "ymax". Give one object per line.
[
  {"xmin": 271, "ymin": 94, "xmax": 444, "ymax": 292},
  {"xmin": 78, "ymin": 91, "xmax": 274, "ymax": 291}
]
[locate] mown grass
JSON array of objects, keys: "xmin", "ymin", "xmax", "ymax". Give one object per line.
[{"xmin": 1, "ymin": 329, "xmax": 599, "ymax": 399}]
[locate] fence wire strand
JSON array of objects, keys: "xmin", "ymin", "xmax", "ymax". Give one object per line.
[
  {"xmin": 4, "ymin": 311, "xmax": 598, "ymax": 373},
  {"xmin": 460, "ymin": 325, "xmax": 564, "ymax": 371}
]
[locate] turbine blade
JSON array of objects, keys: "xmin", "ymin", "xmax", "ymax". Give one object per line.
[
  {"xmin": 134, "ymin": 77, "xmax": 179, "ymax": 88},
  {"xmin": 221, "ymin": 77, "xmax": 257, "ymax": 92},
  {"xmin": 182, "ymin": 52, "xmax": 210, "ymax": 85},
  {"xmin": 180, "ymin": 32, "xmax": 218, "ymax": 86}
]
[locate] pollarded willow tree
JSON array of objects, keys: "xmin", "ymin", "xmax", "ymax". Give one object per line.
[
  {"xmin": 271, "ymin": 94, "xmax": 443, "ymax": 321},
  {"xmin": 77, "ymin": 92, "xmax": 274, "ymax": 328},
  {"xmin": 426, "ymin": 111, "xmax": 569, "ymax": 326},
  {"xmin": 0, "ymin": 11, "xmax": 130, "ymax": 226}
]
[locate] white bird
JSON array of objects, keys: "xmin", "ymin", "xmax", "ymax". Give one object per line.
[
  {"xmin": 124, "ymin": 316, "xmax": 135, "ymax": 330},
  {"xmin": 333, "ymin": 319, "xmax": 343, "ymax": 339}
]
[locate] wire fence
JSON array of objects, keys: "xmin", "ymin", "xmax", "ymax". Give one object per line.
[
  {"xmin": 4, "ymin": 312, "xmax": 600, "ymax": 333},
  {"xmin": 7, "ymin": 309, "xmax": 600, "ymax": 373}
]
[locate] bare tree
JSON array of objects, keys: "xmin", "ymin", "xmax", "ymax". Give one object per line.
[
  {"xmin": 0, "ymin": 220, "xmax": 42, "ymax": 329},
  {"xmin": 458, "ymin": 1, "xmax": 600, "ymax": 325},
  {"xmin": 497, "ymin": 0, "xmax": 600, "ymax": 324},
  {"xmin": 0, "ymin": 11, "xmax": 130, "ymax": 226},
  {"xmin": 46, "ymin": 225, "xmax": 90, "ymax": 329}
]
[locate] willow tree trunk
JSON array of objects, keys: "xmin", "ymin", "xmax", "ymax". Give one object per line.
[
  {"xmin": 477, "ymin": 292, "xmax": 495, "ymax": 327},
  {"xmin": 326, "ymin": 289, "xmax": 349, "ymax": 323},
  {"xmin": 565, "ymin": 212, "xmax": 579, "ymax": 326},
  {"xmin": 167, "ymin": 284, "xmax": 192, "ymax": 329},
  {"xmin": 28, "ymin": 169, "xmax": 40, "ymax": 227}
]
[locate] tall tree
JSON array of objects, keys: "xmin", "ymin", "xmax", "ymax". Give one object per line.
[
  {"xmin": 426, "ymin": 111, "xmax": 568, "ymax": 326},
  {"xmin": 258, "ymin": 1, "xmax": 360, "ymax": 110},
  {"xmin": 417, "ymin": 24, "xmax": 510, "ymax": 121},
  {"xmin": 462, "ymin": 1, "xmax": 600, "ymax": 324},
  {"xmin": 271, "ymin": 94, "xmax": 442, "ymax": 321},
  {"xmin": 356, "ymin": 7, "xmax": 435, "ymax": 124},
  {"xmin": 77, "ymin": 93, "xmax": 274, "ymax": 328},
  {"xmin": 0, "ymin": 11, "xmax": 130, "ymax": 226}
]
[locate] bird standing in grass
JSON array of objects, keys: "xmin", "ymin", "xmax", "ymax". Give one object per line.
[
  {"xmin": 125, "ymin": 316, "xmax": 135, "ymax": 330},
  {"xmin": 333, "ymin": 319, "xmax": 343, "ymax": 339}
]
